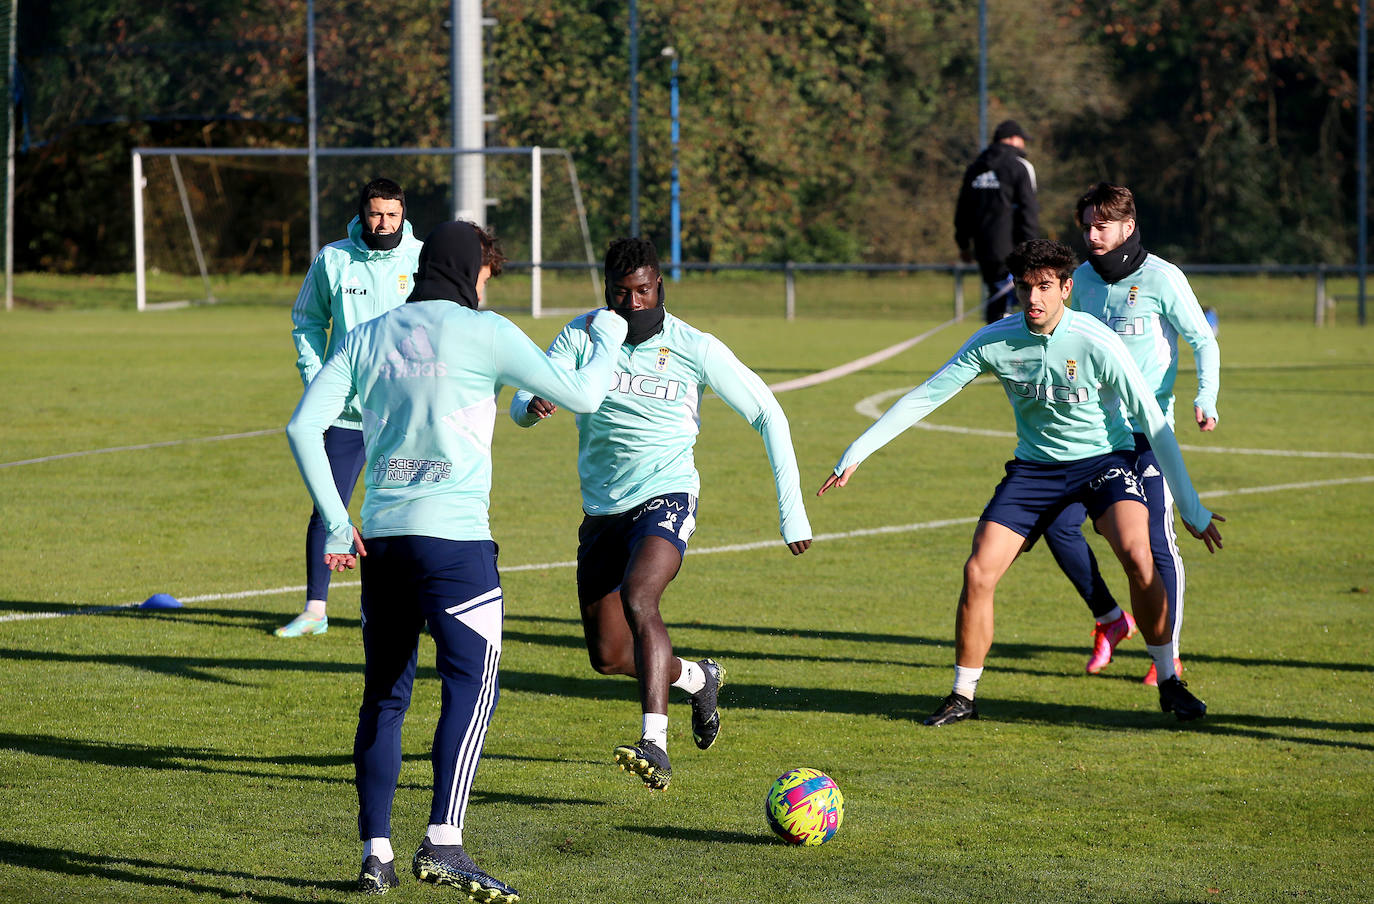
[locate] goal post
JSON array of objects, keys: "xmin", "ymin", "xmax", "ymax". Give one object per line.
[{"xmin": 131, "ymin": 145, "xmax": 600, "ymax": 315}]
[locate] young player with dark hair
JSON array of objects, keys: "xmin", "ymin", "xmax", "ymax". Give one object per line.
[
  {"xmin": 819, "ymin": 239, "xmax": 1224, "ymax": 727},
  {"xmin": 287, "ymin": 220, "xmax": 626, "ymax": 899},
  {"xmin": 1041, "ymin": 182, "xmax": 1221, "ymax": 685},
  {"xmin": 509, "ymin": 236, "xmax": 812, "ymax": 790},
  {"xmin": 283, "ymin": 177, "xmax": 424, "ymax": 638}
]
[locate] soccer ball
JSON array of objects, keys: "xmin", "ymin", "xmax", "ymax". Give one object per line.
[{"xmin": 765, "ymin": 768, "xmax": 844, "ymax": 845}]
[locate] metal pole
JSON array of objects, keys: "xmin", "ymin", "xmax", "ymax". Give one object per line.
[
  {"xmin": 133, "ymin": 151, "xmax": 146, "ymax": 312},
  {"xmin": 977, "ymin": 0, "xmax": 988, "ymax": 148},
  {"xmin": 629, "ymin": 0, "xmax": 640, "ymax": 236},
  {"xmin": 531, "ymin": 147, "xmax": 542, "ymax": 318},
  {"xmin": 5, "ymin": 0, "xmax": 16, "ymax": 311},
  {"xmin": 307, "ymin": 0, "xmax": 319, "ymax": 256},
  {"xmin": 663, "ymin": 47, "xmax": 681, "ymax": 281},
  {"xmin": 452, "ymin": 0, "xmax": 485, "ymax": 224},
  {"xmin": 1359, "ymin": 0, "xmax": 1368, "ymax": 325},
  {"xmin": 784, "ymin": 262, "xmax": 795, "ymax": 320}
]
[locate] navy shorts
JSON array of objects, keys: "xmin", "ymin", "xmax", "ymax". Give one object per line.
[
  {"xmin": 981, "ymin": 451, "xmax": 1145, "ymax": 542},
  {"xmin": 576, "ymin": 494, "xmax": 698, "ymax": 602}
]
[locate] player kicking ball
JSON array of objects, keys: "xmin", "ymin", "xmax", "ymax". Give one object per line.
[
  {"xmin": 511, "ymin": 237, "xmax": 812, "ymax": 789},
  {"xmin": 818, "ymin": 239, "xmax": 1224, "ymax": 726}
]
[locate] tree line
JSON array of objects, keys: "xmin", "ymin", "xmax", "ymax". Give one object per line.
[{"xmin": 11, "ymin": 0, "xmax": 1364, "ymax": 273}]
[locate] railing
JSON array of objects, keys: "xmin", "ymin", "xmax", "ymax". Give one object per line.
[{"xmin": 512, "ymin": 260, "xmax": 1367, "ymax": 325}]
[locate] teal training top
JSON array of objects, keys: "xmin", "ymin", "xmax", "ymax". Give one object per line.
[
  {"xmin": 290, "ymin": 216, "xmax": 424, "ymax": 430},
  {"xmin": 1070, "ymin": 254, "xmax": 1220, "ymax": 428},
  {"xmin": 509, "ymin": 311, "xmax": 812, "ymax": 545},
  {"xmin": 286, "ymin": 301, "xmax": 628, "ymax": 553},
  {"xmin": 833, "ymin": 307, "xmax": 1212, "ymax": 532}
]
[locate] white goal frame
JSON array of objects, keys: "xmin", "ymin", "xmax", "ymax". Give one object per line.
[{"xmin": 131, "ymin": 145, "xmax": 600, "ymax": 315}]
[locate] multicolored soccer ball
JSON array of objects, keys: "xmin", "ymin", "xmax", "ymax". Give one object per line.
[{"xmin": 765, "ymin": 768, "xmax": 844, "ymax": 845}]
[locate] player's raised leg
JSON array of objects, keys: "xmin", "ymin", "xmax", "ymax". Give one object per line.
[
  {"xmin": 1138, "ymin": 447, "xmax": 1185, "ymax": 686},
  {"xmin": 1042, "ymin": 503, "xmax": 1137, "ymax": 674}
]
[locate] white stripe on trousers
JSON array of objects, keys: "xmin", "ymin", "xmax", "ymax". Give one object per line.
[
  {"xmin": 1155, "ymin": 476, "xmax": 1186, "ymax": 653},
  {"xmin": 441, "ymin": 613, "xmax": 502, "ymax": 829}
]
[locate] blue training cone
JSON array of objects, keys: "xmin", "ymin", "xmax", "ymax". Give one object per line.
[{"xmin": 141, "ymin": 593, "xmax": 183, "ymax": 610}]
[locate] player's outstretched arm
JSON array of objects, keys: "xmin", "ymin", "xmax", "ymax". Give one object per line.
[
  {"xmin": 285, "ymin": 348, "xmax": 361, "ymax": 557},
  {"xmin": 497, "ymin": 309, "xmax": 626, "ymax": 415},
  {"xmin": 509, "ymin": 313, "xmax": 594, "ymax": 426},
  {"xmin": 700, "ymin": 339, "xmax": 813, "ymax": 551}
]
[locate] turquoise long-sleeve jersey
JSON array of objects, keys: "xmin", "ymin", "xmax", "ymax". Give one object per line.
[
  {"xmin": 286, "ymin": 301, "xmax": 627, "ymax": 553},
  {"xmin": 833, "ymin": 308, "xmax": 1212, "ymax": 532},
  {"xmin": 1070, "ymin": 255, "xmax": 1220, "ymax": 427},
  {"xmin": 290, "ymin": 216, "xmax": 424, "ymax": 430},
  {"xmin": 509, "ymin": 311, "xmax": 812, "ymax": 545}
]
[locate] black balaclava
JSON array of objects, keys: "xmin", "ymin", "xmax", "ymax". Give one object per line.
[
  {"xmin": 608, "ymin": 278, "xmax": 666, "ymax": 345},
  {"xmin": 1088, "ymin": 226, "xmax": 1147, "ymax": 284},
  {"xmin": 407, "ymin": 221, "xmax": 482, "ymax": 309},
  {"xmin": 359, "ymin": 195, "xmax": 406, "ymax": 251}
]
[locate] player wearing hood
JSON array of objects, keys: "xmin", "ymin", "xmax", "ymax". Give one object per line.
[{"xmin": 287, "ymin": 220, "xmax": 627, "ymax": 898}]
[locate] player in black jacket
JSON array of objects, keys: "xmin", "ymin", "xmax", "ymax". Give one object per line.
[{"xmin": 954, "ymin": 120, "xmax": 1040, "ymax": 323}]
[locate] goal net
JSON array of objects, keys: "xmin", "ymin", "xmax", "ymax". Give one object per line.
[{"xmin": 132, "ymin": 146, "xmax": 601, "ymax": 315}]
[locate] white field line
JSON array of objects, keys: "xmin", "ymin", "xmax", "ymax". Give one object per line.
[
  {"xmin": 0, "ymin": 429, "xmax": 284, "ymax": 469},
  {"xmin": 0, "ymin": 323, "xmax": 956, "ymax": 471},
  {"xmin": 855, "ymin": 385, "xmax": 1374, "ymax": 460},
  {"xmin": 4, "ymin": 474, "xmax": 1371, "ymax": 625}
]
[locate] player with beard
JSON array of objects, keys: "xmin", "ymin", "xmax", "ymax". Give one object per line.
[
  {"xmin": 1040, "ymin": 183, "xmax": 1221, "ymax": 685},
  {"xmin": 509, "ymin": 237, "xmax": 812, "ymax": 790},
  {"xmin": 819, "ymin": 239, "xmax": 1223, "ymax": 727},
  {"xmin": 283, "ymin": 178, "xmax": 424, "ymax": 638}
]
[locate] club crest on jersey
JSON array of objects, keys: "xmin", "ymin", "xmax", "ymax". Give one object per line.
[
  {"xmin": 1065, "ymin": 359, "xmax": 1077, "ymax": 381},
  {"xmin": 1127, "ymin": 285, "xmax": 1139, "ymax": 305},
  {"xmin": 655, "ymin": 347, "xmax": 671, "ymax": 372},
  {"xmin": 397, "ymin": 274, "xmax": 409, "ymax": 294}
]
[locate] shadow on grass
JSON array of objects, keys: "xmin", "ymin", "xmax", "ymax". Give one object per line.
[
  {"xmin": 0, "ymin": 646, "xmax": 360, "ymax": 684},
  {"xmin": 0, "ymin": 838, "xmax": 354, "ymax": 903},
  {"xmin": 617, "ymin": 824, "xmax": 777, "ymax": 846},
  {"xmin": 0, "ymin": 732, "xmax": 607, "ymax": 806},
  {"xmin": 973, "ymin": 699, "xmax": 1374, "ymax": 750}
]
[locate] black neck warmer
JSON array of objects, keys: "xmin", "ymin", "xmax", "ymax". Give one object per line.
[
  {"xmin": 361, "ymin": 227, "xmax": 404, "ymax": 252},
  {"xmin": 1088, "ymin": 228, "xmax": 1147, "ymax": 283},
  {"xmin": 359, "ymin": 199, "xmax": 407, "ymax": 251},
  {"xmin": 407, "ymin": 221, "xmax": 482, "ymax": 309},
  {"xmin": 618, "ymin": 304, "xmax": 666, "ymax": 345}
]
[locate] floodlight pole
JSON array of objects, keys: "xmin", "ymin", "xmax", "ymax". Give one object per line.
[
  {"xmin": 306, "ymin": 0, "xmax": 319, "ymax": 256},
  {"xmin": 629, "ymin": 0, "xmax": 640, "ymax": 236},
  {"xmin": 663, "ymin": 46, "xmax": 681, "ymax": 282},
  {"xmin": 977, "ymin": 0, "xmax": 988, "ymax": 148}
]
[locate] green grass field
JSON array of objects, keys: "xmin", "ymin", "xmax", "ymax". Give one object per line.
[{"xmin": 0, "ymin": 290, "xmax": 1371, "ymax": 903}]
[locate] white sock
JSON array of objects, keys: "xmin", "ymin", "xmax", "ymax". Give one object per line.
[
  {"xmin": 641, "ymin": 712, "xmax": 669, "ymax": 751},
  {"xmin": 427, "ymin": 823, "xmax": 462, "ymax": 846},
  {"xmin": 952, "ymin": 666, "xmax": 983, "ymax": 700},
  {"xmin": 1146, "ymin": 643, "xmax": 1177, "ymax": 682},
  {"xmin": 363, "ymin": 837, "xmax": 393, "ymax": 862},
  {"xmin": 1096, "ymin": 605, "xmax": 1124, "ymax": 626},
  {"xmin": 672, "ymin": 658, "xmax": 706, "ymax": 695},
  {"xmin": 304, "ymin": 599, "xmax": 327, "ymax": 617}
]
